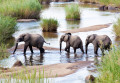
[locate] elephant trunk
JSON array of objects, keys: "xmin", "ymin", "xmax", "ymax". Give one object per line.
[
  {"xmin": 85, "ymin": 41, "xmax": 89, "ymax": 54},
  {"xmin": 13, "ymin": 43, "xmax": 18, "ymax": 54},
  {"xmin": 60, "ymin": 39, "xmax": 63, "ymax": 53}
]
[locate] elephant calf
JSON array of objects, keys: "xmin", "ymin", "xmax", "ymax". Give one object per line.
[
  {"xmin": 85, "ymin": 34, "xmax": 112, "ymax": 55},
  {"xmin": 13, "ymin": 33, "xmax": 50, "ymax": 54},
  {"xmin": 60, "ymin": 33, "xmax": 84, "ymax": 53}
]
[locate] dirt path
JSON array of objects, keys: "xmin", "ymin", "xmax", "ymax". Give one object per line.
[
  {"xmin": 0, "ymin": 61, "xmax": 92, "ymax": 78},
  {"xmin": 61, "ymin": 23, "xmax": 111, "ymax": 33}
]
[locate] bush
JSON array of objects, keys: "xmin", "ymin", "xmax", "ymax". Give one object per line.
[
  {"xmin": 0, "ymin": 0, "xmax": 42, "ymax": 19},
  {"xmin": 96, "ymin": 46, "xmax": 120, "ymax": 83},
  {"xmin": 0, "ymin": 15, "xmax": 17, "ymax": 43},
  {"xmin": 65, "ymin": 4, "xmax": 81, "ymax": 20},
  {"xmin": 113, "ymin": 18, "xmax": 120, "ymax": 37},
  {"xmin": 41, "ymin": 18, "xmax": 59, "ymax": 32}
]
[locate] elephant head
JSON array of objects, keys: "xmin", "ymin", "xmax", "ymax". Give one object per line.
[
  {"xmin": 60, "ymin": 33, "xmax": 71, "ymax": 52},
  {"xmin": 85, "ymin": 34, "xmax": 97, "ymax": 54},
  {"xmin": 13, "ymin": 33, "xmax": 29, "ymax": 54}
]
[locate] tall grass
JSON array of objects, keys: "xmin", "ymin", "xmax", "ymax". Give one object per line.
[
  {"xmin": 65, "ymin": 4, "xmax": 81, "ymax": 20},
  {"xmin": 0, "ymin": 44, "xmax": 9, "ymax": 60},
  {"xmin": 99, "ymin": 0, "xmax": 120, "ymax": 6},
  {"xmin": 0, "ymin": 0, "xmax": 42, "ymax": 19},
  {"xmin": 113, "ymin": 18, "xmax": 120, "ymax": 37},
  {"xmin": 96, "ymin": 46, "xmax": 120, "ymax": 83},
  {"xmin": 0, "ymin": 15, "xmax": 17, "ymax": 43},
  {"xmin": 41, "ymin": 18, "xmax": 59, "ymax": 32},
  {"xmin": 0, "ymin": 68, "xmax": 51, "ymax": 83}
]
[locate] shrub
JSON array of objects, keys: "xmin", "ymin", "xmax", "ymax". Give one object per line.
[
  {"xmin": 0, "ymin": 0, "xmax": 42, "ymax": 19},
  {"xmin": 96, "ymin": 46, "xmax": 120, "ymax": 83},
  {"xmin": 113, "ymin": 18, "xmax": 120, "ymax": 37},
  {"xmin": 0, "ymin": 15, "xmax": 17, "ymax": 43},
  {"xmin": 41, "ymin": 18, "xmax": 59, "ymax": 32},
  {"xmin": 65, "ymin": 4, "xmax": 81, "ymax": 20}
]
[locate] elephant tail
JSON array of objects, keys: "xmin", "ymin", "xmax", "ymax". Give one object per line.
[{"xmin": 44, "ymin": 41, "xmax": 50, "ymax": 45}]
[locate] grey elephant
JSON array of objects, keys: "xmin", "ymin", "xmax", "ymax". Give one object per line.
[
  {"xmin": 13, "ymin": 33, "xmax": 50, "ymax": 54},
  {"xmin": 85, "ymin": 34, "xmax": 112, "ymax": 55},
  {"xmin": 60, "ymin": 33, "xmax": 84, "ymax": 53}
]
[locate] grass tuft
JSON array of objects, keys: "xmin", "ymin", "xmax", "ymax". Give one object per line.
[
  {"xmin": 65, "ymin": 4, "xmax": 81, "ymax": 20},
  {"xmin": 113, "ymin": 18, "xmax": 120, "ymax": 37},
  {"xmin": 0, "ymin": 15, "xmax": 17, "ymax": 43},
  {"xmin": 0, "ymin": 0, "xmax": 42, "ymax": 19},
  {"xmin": 96, "ymin": 46, "xmax": 120, "ymax": 83},
  {"xmin": 41, "ymin": 18, "xmax": 59, "ymax": 32}
]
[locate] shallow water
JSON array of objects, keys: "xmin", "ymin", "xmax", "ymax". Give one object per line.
[
  {"xmin": 0, "ymin": 2, "xmax": 120, "ymax": 83},
  {"xmin": 1, "ymin": 2, "xmax": 120, "ymax": 67}
]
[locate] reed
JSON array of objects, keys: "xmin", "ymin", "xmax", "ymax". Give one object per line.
[
  {"xmin": 0, "ymin": 0, "xmax": 42, "ymax": 19},
  {"xmin": 41, "ymin": 18, "xmax": 59, "ymax": 32},
  {"xmin": 0, "ymin": 15, "xmax": 17, "ymax": 43},
  {"xmin": 96, "ymin": 46, "xmax": 120, "ymax": 83},
  {"xmin": 113, "ymin": 18, "xmax": 120, "ymax": 37},
  {"xmin": 65, "ymin": 4, "xmax": 81, "ymax": 20}
]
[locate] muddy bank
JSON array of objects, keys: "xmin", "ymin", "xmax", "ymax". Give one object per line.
[
  {"xmin": 61, "ymin": 23, "xmax": 111, "ymax": 33},
  {"xmin": 0, "ymin": 61, "xmax": 92, "ymax": 78}
]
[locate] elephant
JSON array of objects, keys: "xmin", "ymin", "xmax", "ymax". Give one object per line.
[
  {"xmin": 85, "ymin": 34, "xmax": 112, "ymax": 55},
  {"xmin": 13, "ymin": 33, "xmax": 50, "ymax": 54},
  {"xmin": 60, "ymin": 33, "xmax": 84, "ymax": 53}
]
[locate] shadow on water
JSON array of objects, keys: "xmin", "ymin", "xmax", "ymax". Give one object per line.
[{"xmin": 66, "ymin": 20, "xmax": 80, "ymax": 29}]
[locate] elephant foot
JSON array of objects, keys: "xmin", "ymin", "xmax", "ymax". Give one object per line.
[{"xmin": 40, "ymin": 48, "xmax": 45, "ymax": 53}]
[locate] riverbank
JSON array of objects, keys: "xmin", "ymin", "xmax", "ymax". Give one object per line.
[
  {"xmin": 61, "ymin": 23, "xmax": 111, "ymax": 33},
  {"xmin": 0, "ymin": 61, "xmax": 92, "ymax": 78}
]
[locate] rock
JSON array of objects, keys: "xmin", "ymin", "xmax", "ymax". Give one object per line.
[
  {"xmin": 85, "ymin": 75, "xmax": 95, "ymax": 83},
  {"xmin": 99, "ymin": 5, "xmax": 108, "ymax": 11},
  {"xmin": 13, "ymin": 60, "xmax": 23, "ymax": 67}
]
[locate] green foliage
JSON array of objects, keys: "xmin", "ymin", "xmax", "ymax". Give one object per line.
[
  {"xmin": 0, "ymin": 68, "xmax": 50, "ymax": 83},
  {"xmin": 113, "ymin": 18, "xmax": 120, "ymax": 37},
  {"xmin": 99, "ymin": 0, "xmax": 120, "ymax": 6},
  {"xmin": 0, "ymin": 0, "xmax": 42, "ymax": 19},
  {"xmin": 0, "ymin": 44, "xmax": 9, "ymax": 60},
  {"xmin": 96, "ymin": 46, "xmax": 120, "ymax": 83},
  {"xmin": 65, "ymin": 4, "xmax": 81, "ymax": 20},
  {"xmin": 41, "ymin": 18, "xmax": 59, "ymax": 32},
  {"xmin": 0, "ymin": 15, "xmax": 17, "ymax": 43}
]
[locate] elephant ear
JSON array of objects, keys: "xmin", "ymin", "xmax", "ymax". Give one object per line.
[
  {"xmin": 88, "ymin": 34, "xmax": 96, "ymax": 42},
  {"xmin": 64, "ymin": 34, "xmax": 71, "ymax": 42},
  {"xmin": 23, "ymin": 33, "xmax": 30, "ymax": 42}
]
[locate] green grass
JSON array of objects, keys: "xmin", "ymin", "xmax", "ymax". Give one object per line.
[
  {"xmin": 113, "ymin": 18, "xmax": 120, "ymax": 37},
  {"xmin": 65, "ymin": 4, "xmax": 81, "ymax": 20},
  {"xmin": 0, "ymin": 0, "xmax": 42, "ymax": 19},
  {"xmin": 0, "ymin": 68, "xmax": 51, "ymax": 83},
  {"xmin": 0, "ymin": 15, "xmax": 17, "ymax": 43},
  {"xmin": 41, "ymin": 18, "xmax": 59, "ymax": 32},
  {"xmin": 96, "ymin": 46, "xmax": 120, "ymax": 83},
  {"xmin": 99, "ymin": 0, "xmax": 120, "ymax": 6},
  {"xmin": 0, "ymin": 44, "xmax": 9, "ymax": 60}
]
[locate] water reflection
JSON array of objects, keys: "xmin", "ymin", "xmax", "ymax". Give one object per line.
[
  {"xmin": 66, "ymin": 20, "xmax": 80, "ymax": 29},
  {"xmin": 42, "ymin": 32, "xmax": 58, "ymax": 38},
  {"xmin": 6, "ymin": 37, "xmax": 15, "ymax": 48},
  {"xmin": 60, "ymin": 53, "xmax": 84, "ymax": 63},
  {"xmin": 24, "ymin": 53, "xmax": 44, "ymax": 66}
]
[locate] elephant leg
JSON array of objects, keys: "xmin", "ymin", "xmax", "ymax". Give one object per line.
[
  {"xmin": 101, "ymin": 48, "xmax": 104, "ymax": 56},
  {"xmin": 74, "ymin": 48, "xmax": 76, "ymax": 53},
  {"xmin": 29, "ymin": 45, "xmax": 33, "ymax": 54},
  {"xmin": 80, "ymin": 45, "xmax": 84, "ymax": 53},
  {"xmin": 40, "ymin": 48, "xmax": 45, "ymax": 53},
  {"xmin": 94, "ymin": 45, "xmax": 98, "ymax": 55},
  {"xmin": 24, "ymin": 44, "xmax": 29, "ymax": 55},
  {"xmin": 65, "ymin": 42, "xmax": 70, "ymax": 53}
]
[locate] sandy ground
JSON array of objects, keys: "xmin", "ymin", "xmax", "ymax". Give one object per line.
[
  {"xmin": 61, "ymin": 23, "xmax": 111, "ymax": 33},
  {"xmin": 0, "ymin": 61, "xmax": 92, "ymax": 78},
  {"xmin": 3, "ymin": 23, "xmax": 109, "ymax": 78}
]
